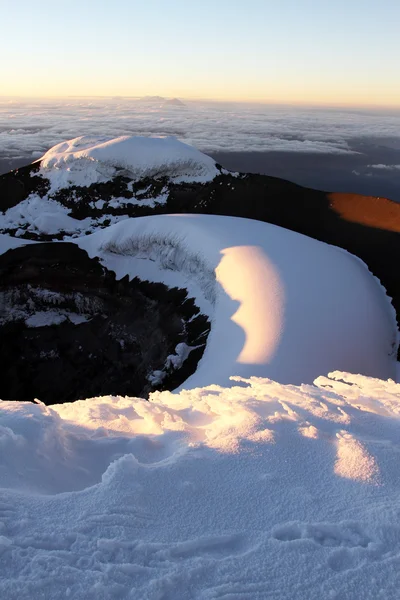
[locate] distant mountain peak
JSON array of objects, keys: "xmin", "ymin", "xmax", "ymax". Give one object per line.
[{"xmin": 163, "ymin": 98, "xmax": 186, "ymax": 108}]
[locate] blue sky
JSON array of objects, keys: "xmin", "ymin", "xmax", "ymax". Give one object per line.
[{"xmin": 1, "ymin": 0, "xmax": 399, "ymax": 105}]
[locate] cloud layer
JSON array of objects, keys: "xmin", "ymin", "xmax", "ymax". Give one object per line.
[
  {"xmin": 369, "ymin": 164, "xmax": 400, "ymax": 171},
  {"xmin": 1, "ymin": 98, "xmax": 400, "ymax": 163}
]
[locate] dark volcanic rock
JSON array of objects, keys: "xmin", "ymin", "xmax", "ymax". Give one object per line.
[
  {"xmin": 0, "ymin": 162, "xmax": 49, "ymax": 211},
  {"xmin": 0, "ymin": 243, "xmax": 210, "ymax": 404}
]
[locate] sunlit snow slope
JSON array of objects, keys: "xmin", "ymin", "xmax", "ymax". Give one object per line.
[
  {"xmin": 77, "ymin": 214, "xmax": 398, "ymax": 387},
  {"xmin": 2, "ymin": 373, "xmax": 400, "ymax": 599}
]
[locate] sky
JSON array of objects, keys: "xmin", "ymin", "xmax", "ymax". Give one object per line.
[{"xmin": 0, "ymin": 0, "xmax": 399, "ymax": 106}]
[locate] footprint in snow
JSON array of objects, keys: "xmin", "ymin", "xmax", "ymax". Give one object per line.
[
  {"xmin": 272, "ymin": 520, "xmax": 400, "ymax": 572},
  {"xmin": 272, "ymin": 521, "xmax": 370, "ymax": 548},
  {"xmin": 272, "ymin": 521, "xmax": 371, "ymax": 572}
]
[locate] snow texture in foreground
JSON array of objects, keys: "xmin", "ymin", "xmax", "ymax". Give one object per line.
[
  {"xmin": 1, "ymin": 373, "xmax": 400, "ymax": 599},
  {"xmin": 39, "ymin": 135, "xmax": 220, "ymax": 188},
  {"xmin": 77, "ymin": 214, "xmax": 398, "ymax": 387}
]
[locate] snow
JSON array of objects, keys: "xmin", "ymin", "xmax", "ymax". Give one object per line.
[
  {"xmin": 25, "ymin": 311, "xmax": 89, "ymax": 327},
  {"xmin": 1, "ymin": 373, "xmax": 400, "ymax": 598},
  {"xmin": 107, "ymin": 186, "xmax": 169, "ymax": 209},
  {"xmin": 77, "ymin": 214, "xmax": 398, "ymax": 387},
  {"xmin": 0, "ymin": 194, "xmax": 93, "ymax": 236},
  {"xmin": 0, "ymin": 194, "xmax": 133, "ymax": 237},
  {"xmin": 25, "ymin": 310, "xmax": 68, "ymax": 327},
  {"xmin": 147, "ymin": 343, "xmax": 198, "ymax": 385},
  {"xmin": 39, "ymin": 135, "xmax": 220, "ymax": 186},
  {"xmin": 0, "ymin": 233, "xmax": 35, "ymax": 254}
]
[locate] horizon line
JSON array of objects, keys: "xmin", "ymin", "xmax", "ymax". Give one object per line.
[{"xmin": 1, "ymin": 94, "xmax": 400, "ymax": 110}]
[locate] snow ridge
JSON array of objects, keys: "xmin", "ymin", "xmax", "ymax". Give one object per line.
[
  {"xmin": 334, "ymin": 244, "xmax": 400, "ymax": 356},
  {"xmin": 78, "ymin": 214, "xmax": 398, "ymax": 389}
]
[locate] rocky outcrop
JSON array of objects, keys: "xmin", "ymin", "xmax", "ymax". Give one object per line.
[
  {"xmin": 0, "ymin": 242, "xmax": 210, "ymax": 404},
  {"xmin": 0, "ymin": 162, "xmax": 49, "ymax": 211}
]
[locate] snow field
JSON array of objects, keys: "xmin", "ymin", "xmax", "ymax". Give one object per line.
[{"xmin": 1, "ymin": 373, "xmax": 400, "ymax": 598}]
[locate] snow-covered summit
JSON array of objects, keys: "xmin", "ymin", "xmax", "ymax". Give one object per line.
[{"xmin": 39, "ymin": 135, "xmax": 220, "ymax": 186}]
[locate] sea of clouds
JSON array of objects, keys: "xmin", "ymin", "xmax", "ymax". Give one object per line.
[
  {"xmin": 1, "ymin": 97, "xmax": 400, "ymax": 199},
  {"xmin": 1, "ymin": 97, "xmax": 400, "ymax": 159}
]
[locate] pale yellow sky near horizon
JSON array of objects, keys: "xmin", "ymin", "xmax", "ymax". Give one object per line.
[
  {"xmin": 1, "ymin": 91, "xmax": 399, "ymax": 110},
  {"xmin": 2, "ymin": 65, "xmax": 400, "ymax": 108}
]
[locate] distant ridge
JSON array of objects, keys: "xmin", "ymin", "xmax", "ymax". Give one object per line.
[{"xmin": 138, "ymin": 95, "xmax": 166, "ymax": 103}]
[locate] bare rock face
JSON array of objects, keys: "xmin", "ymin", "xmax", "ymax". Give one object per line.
[
  {"xmin": 0, "ymin": 243, "xmax": 210, "ymax": 404},
  {"xmin": 0, "ymin": 162, "xmax": 50, "ymax": 212}
]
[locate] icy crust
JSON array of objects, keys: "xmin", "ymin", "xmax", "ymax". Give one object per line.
[
  {"xmin": 77, "ymin": 214, "xmax": 398, "ymax": 387},
  {"xmin": 39, "ymin": 135, "xmax": 220, "ymax": 187},
  {"xmin": 1, "ymin": 374, "xmax": 400, "ymax": 598}
]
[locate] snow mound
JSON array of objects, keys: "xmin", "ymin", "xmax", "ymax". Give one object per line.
[
  {"xmin": 39, "ymin": 135, "xmax": 220, "ymax": 187},
  {"xmin": 0, "ymin": 194, "xmax": 94, "ymax": 236},
  {"xmin": 77, "ymin": 214, "xmax": 398, "ymax": 387},
  {"xmin": 0, "ymin": 193, "xmax": 130, "ymax": 237},
  {"xmin": 1, "ymin": 373, "xmax": 400, "ymax": 598}
]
